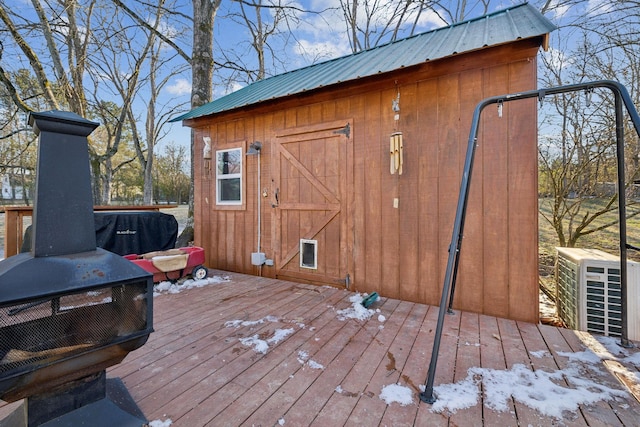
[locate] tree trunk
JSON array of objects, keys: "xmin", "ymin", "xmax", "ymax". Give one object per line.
[{"xmin": 183, "ymin": 0, "xmax": 221, "ymax": 236}]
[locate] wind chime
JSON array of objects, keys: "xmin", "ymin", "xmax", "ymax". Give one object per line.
[{"xmin": 390, "ymin": 85, "xmax": 403, "ymax": 175}]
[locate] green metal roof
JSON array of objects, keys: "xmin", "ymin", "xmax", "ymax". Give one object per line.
[{"xmin": 172, "ymin": 3, "xmax": 555, "ymax": 123}]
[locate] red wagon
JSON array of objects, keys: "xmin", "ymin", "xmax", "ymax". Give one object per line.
[{"xmin": 124, "ymin": 246, "xmax": 208, "ymax": 283}]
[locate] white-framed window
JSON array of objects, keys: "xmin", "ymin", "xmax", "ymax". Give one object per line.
[{"xmin": 216, "ymin": 147, "xmax": 242, "ymax": 205}]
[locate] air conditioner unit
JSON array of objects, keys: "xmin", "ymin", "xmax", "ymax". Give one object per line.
[{"xmin": 556, "ymin": 247, "xmax": 640, "ymax": 341}]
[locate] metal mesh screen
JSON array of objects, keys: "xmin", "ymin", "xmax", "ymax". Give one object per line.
[{"xmin": 0, "ymin": 282, "xmax": 148, "ymax": 376}]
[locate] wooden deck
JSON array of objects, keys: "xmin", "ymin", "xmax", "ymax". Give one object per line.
[{"xmin": 2, "ymin": 271, "xmax": 640, "ymax": 426}]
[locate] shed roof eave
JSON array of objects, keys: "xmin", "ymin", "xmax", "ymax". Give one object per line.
[
  {"xmin": 171, "ymin": 3, "xmax": 555, "ymax": 124},
  {"xmin": 177, "ymin": 37, "xmax": 547, "ymax": 127}
]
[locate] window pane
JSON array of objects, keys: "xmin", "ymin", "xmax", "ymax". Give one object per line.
[
  {"xmin": 219, "ymin": 178, "xmax": 241, "ymax": 202},
  {"xmin": 217, "ymin": 150, "xmax": 241, "ymax": 175},
  {"xmin": 215, "ymin": 147, "xmax": 243, "ymax": 205}
]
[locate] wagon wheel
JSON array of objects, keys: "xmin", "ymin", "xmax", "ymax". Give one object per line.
[{"xmin": 192, "ymin": 265, "xmax": 208, "ymax": 280}]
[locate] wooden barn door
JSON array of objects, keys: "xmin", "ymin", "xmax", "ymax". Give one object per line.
[{"xmin": 273, "ymin": 119, "xmax": 353, "ymax": 288}]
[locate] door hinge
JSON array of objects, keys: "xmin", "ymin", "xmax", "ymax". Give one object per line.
[{"xmin": 333, "ymin": 123, "xmax": 350, "ymax": 138}]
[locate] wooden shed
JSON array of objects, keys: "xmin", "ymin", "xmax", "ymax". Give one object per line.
[{"xmin": 173, "ymin": 3, "xmax": 556, "ymax": 323}]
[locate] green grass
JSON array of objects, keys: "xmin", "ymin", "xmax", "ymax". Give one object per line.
[
  {"xmin": 538, "ymin": 197, "xmax": 640, "ymax": 295},
  {"xmin": 539, "ymin": 197, "xmax": 640, "ymax": 257}
]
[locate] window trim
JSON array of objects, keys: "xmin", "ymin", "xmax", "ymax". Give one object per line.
[{"xmin": 215, "ymin": 146, "xmax": 244, "ymax": 207}]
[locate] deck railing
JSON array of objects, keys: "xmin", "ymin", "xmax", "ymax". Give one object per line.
[{"xmin": 1, "ymin": 205, "xmax": 176, "ymax": 258}]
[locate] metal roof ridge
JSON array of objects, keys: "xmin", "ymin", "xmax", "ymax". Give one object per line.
[
  {"xmin": 170, "ymin": 2, "xmax": 551, "ymax": 122},
  {"xmin": 452, "ymin": 21, "xmax": 471, "ymax": 54},
  {"xmin": 505, "ymin": 8, "xmax": 522, "ymax": 40}
]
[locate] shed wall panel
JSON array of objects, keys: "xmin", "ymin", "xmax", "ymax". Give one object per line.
[
  {"xmin": 362, "ymin": 90, "xmax": 383, "ymax": 294},
  {"xmin": 416, "ymin": 78, "xmax": 441, "ymax": 305},
  {"xmin": 482, "ymin": 65, "xmax": 511, "ymax": 319},
  {"xmin": 455, "ymin": 68, "xmax": 485, "ymax": 314},
  {"xmin": 397, "ymin": 82, "xmax": 420, "ymax": 302},
  {"xmin": 191, "ymin": 40, "xmax": 542, "ymax": 322}
]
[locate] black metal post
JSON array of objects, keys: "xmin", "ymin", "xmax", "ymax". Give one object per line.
[
  {"xmin": 421, "ymin": 80, "xmax": 640, "ymax": 404},
  {"xmin": 614, "ymin": 91, "xmax": 632, "ymax": 348},
  {"xmin": 419, "ymin": 109, "xmax": 483, "ymax": 403}
]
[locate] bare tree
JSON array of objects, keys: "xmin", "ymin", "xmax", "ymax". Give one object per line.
[
  {"xmin": 154, "ymin": 142, "xmax": 189, "ymax": 204},
  {"xmin": 537, "ymin": 1, "xmax": 640, "ymax": 252},
  {"xmin": 335, "ymin": 0, "xmax": 496, "ymax": 53},
  {"xmin": 0, "ymin": 0, "xmax": 190, "ymax": 205}
]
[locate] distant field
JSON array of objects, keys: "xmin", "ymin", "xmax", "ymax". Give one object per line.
[
  {"xmin": 162, "ymin": 205, "xmax": 189, "ymax": 232},
  {"xmin": 539, "ymin": 197, "xmax": 640, "ymax": 259},
  {"xmin": 538, "ymin": 197, "xmax": 640, "ymax": 294}
]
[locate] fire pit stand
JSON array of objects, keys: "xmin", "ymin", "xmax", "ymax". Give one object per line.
[
  {"xmin": 0, "ymin": 372, "xmax": 146, "ymax": 427},
  {"xmin": 0, "ymin": 111, "xmax": 153, "ymax": 426}
]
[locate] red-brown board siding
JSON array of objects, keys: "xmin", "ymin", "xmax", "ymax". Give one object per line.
[
  {"xmin": 188, "ymin": 39, "xmax": 542, "ymax": 323},
  {"xmin": 397, "ymin": 82, "xmax": 420, "ymax": 303}
]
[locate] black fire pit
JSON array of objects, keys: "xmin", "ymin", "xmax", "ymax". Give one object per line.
[{"xmin": 0, "ymin": 111, "xmax": 153, "ymax": 426}]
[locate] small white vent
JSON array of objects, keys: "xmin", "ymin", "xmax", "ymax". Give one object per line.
[
  {"xmin": 556, "ymin": 248, "xmax": 640, "ymax": 341},
  {"xmin": 300, "ymin": 239, "xmax": 317, "ymax": 270}
]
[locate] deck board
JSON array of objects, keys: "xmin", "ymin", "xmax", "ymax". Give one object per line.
[{"xmin": 1, "ymin": 271, "xmax": 639, "ymax": 426}]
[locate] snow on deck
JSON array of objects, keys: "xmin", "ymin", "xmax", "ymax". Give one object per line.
[{"xmin": 1, "ymin": 271, "xmax": 639, "ymax": 426}]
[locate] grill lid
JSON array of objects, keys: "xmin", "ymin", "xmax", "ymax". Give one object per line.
[{"xmin": 0, "ymin": 249, "xmax": 151, "ymax": 305}]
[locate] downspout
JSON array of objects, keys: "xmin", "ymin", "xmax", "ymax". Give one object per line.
[{"xmin": 247, "ymin": 141, "xmax": 266, "ymax": 270}]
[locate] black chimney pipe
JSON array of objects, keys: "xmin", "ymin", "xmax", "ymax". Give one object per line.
[{"xmin": 29, "ymin": 111, "xmax": 99, "ymax": 257}]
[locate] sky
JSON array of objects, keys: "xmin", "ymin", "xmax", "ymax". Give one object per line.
[
  {"xmin": 162, "ymin": 0, "xmax": 452, "ymax": 152},
  {"xmin": 2, "ymin": 1, "xmax": 615, "ymax": 158},
  {"xmin": 162, "ymin": 0, "xmax": 615, "ymax": 153}
]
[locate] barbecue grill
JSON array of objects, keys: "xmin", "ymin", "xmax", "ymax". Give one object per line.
[{"xmin": 0, "ymin": 111, "xmax": 153, "ymax": 426}]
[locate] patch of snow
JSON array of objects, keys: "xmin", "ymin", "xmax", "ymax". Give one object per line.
[
  {"xmin": 539, "ymin": 289, "xmax": 557, "ymax": 319},
  {"xmin": 429, "ymin": 376, "xmax": 478, "ymax": 412},
  {"xmin": 239, "ymin": 335, "xmax": 269, "ymax": 354},
  {"xmin": 579, "ymin": 335, "xmax": 640, "ymax": 372},
  {"xmin": 224, "ymin": 315, "xmax": 280, "ymax": 328},
  {"xmin": 239, "ymin": 328, "xmax": 295, "ymax": 354},
  {"xmin": 378, "ymin": 314, "xmax": 386, "ymax": 322},
  {"xmin": 148, "ymin": 419, "xmax": 172, "ymax": 427},
  {"xmin": 270, "ymin": 328, "xmax": 295, "ymax": 344},
  {"xmin": 153, "ymin": 275, "xmax": 230, "ymax": 296},
  {"xmin": 627, "ymin": 351, "xmax": 640, "ymax": 367},
  {"xmin": 557, "ymin": 349, "xmax": 603, "ymax": 365},
  {"xmin": 529, "ymin": 350, "xmax": 550, "ymax": 359},
  {"xmin": 430, "ymin": 360, "xmax": 628, "ymax": 419},
  {"xmin": 336, "ymin": 293, "xmax": 376, "ymax": 321},
  {"xmin": 297, "ymin": 350, "xmax": 309, "ymax": 364},
  {"xmin": 335, "ymin": 385, "xmax": 343, "ymax": 394},
  {"xmin": 379, "ymin": 383, "xmax": 414, "ymax": 406},
  {"xmin": 278, "ymin": 418, "xmax": 285, "ymax": 425},
  {"xmin": 297, "ymin": 349, "xmax": 324, "ymax": 369},
  {"xmin": 307, "ymin": 359, "xmax": 324, "ymax": 370}
]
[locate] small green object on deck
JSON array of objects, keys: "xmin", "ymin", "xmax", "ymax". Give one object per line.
[{"xmin": 361, "ymin": 292, "xmax": 379, "ymax": 308}]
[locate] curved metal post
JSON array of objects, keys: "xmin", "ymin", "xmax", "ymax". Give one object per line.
[{"xmin": 421, "ymin": 80, "xmax": 640, "ymax": 404}]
